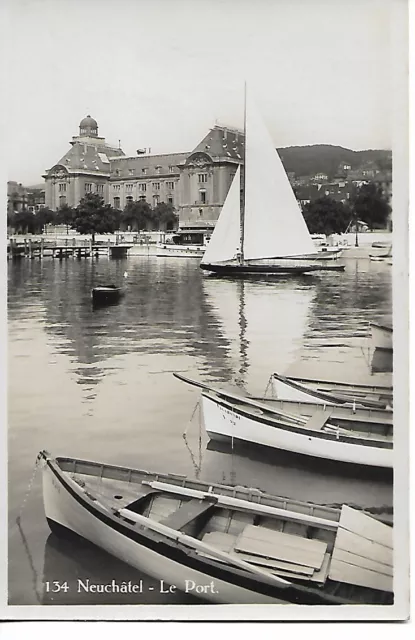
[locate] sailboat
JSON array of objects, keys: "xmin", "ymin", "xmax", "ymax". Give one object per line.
[{"xmin": 200, "ymin": 91, "xmax": 345, "ymax": 276}]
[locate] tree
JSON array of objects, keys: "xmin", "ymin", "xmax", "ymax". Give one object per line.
[
  {"xmin": 72, "ymin": 193, "xmax": 120, "ymax": 241},
  {"xmin": 121, "ymin": 200, "xmax": 153, "ymax": 231},
  {"xmin": 56, "ymin": 204, "xmax": 76, "ymax": 234},
  {"xmin": 302, "ymin": 196, "xmax": 352, "ymax": 235},
  {"xmin": 152, "ymin": 202, "xmax": 178, "ymax": 231},
  {"xmin": 34, "ymin": 207, "xmax": 56, "ymax": 233},
  {"xmin": 349, "ymin": 182, "xmax": 391, "ymax": 230},
  {"xmin": 13, "ymin": 210, "xmax": 35, "ymax": 234}
]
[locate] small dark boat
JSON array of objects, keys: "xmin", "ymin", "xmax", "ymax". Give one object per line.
[{"xmin": 91, "ymin": 285, "xmax": 123, "ymax": 307}]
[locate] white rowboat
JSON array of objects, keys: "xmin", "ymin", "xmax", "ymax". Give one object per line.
[
  {"xmin": 174, "ymin": 374, "xmax": 393, "ymax": 469},
  {"xmin": 39, "ymin": 451, "xmax": 393, "ymax": 604}
]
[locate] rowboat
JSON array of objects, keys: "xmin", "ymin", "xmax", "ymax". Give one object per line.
[
  {"xmin": 91, "ymin": 285, "xmax": 124, "ymax": 307},
  {"xmin": 39, "ymin": 450, "xmax": 393, "ymax": 605},
  {"xmin": 175, "ymin": 374, "xmax": 393, "ymax": 468},
  {"xmin": 272, "ymin": 373, "xmax": 393, "ymax": 410},
  {"xmin": 370, "ymin": 322, "xmax": 393, "ymax": 352}
]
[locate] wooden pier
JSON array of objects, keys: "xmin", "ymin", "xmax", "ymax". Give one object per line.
[{"xmin": 7, "ymin": 238, "xmax": 133, "ymax": 260}]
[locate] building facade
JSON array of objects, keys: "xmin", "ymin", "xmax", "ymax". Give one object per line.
[
  {"xmin": 43, "ymin": 116, "xmax": 125, "ymax": 211},
  {"xmin": 44, "ymin": 116, "xmax": 244, "ymax": 231}
]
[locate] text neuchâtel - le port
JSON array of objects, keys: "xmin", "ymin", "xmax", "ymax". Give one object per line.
[{"xmin": 44, "ymin": 579, "xmax": 219, "ymax": 595}]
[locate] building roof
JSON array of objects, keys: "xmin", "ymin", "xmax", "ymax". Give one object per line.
[
  {"xmin": 48, "ymin": 141, "xmax": 125, "ymax": 176},
  {"xmin": 109, "ymin": 152, "xmax": 188, "ymax": 179},
  {"xmin": 189, "ymin": 125, "xmax": 245, "ymax": 162},
  {"xmin": 80, "ymin": 115, "xmax": 98, "ymax": 129}
]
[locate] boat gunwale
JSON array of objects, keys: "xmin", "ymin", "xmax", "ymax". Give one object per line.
[
  {"xmin": 273, "ymin": 373, "xmax": 393, "ymax": 393},
  {"xmin": 52, "ymin": 454, "xmax": 342, "ymax": 519},
  {"xmin": 253, "ymin": 397, "xmax": 393, "ymax": 426},
  {"xmin": 203, "ymin": 392, "xmax": 393, "ymax": 449}
]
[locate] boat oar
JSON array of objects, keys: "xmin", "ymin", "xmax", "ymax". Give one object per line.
[
  {"xmin": 118, "ymin": 507, "xmax": 291, "ymax": 589},
  {"xmin": 141, "ymin": 480, "xmax": 339, "ymax": 530}
]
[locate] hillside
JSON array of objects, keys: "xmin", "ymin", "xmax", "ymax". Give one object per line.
[{"xmin": 277, "ymin": 144, "xmax": 392, "ymax": 179}]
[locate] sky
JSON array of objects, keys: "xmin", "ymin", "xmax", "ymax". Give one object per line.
[{"xmin": 2, "ymin": 0, "xmax": 406, "ymax": 185}]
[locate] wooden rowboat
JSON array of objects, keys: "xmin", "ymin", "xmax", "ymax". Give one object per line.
[
  {"xmin": 272, "ymin": 373, "xmax": 393, "ymax": 410},
  {"xmin": 175, "ymin": 374, "xmax": 393, "ymax": 468},
  {"xmin": 39, "ymin": 450, "xmax": 393, "ymax": 605},
  {"xmin": 91, "ymin": 285, "xmax": 123, "ymax": 307}
]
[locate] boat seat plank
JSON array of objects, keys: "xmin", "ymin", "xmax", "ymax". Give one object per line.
[
  {"xmin": 124, "ymin": 489, "xmax": 161, "ymax": 514},
  {"xmin": 238, "ymin": 524, "xmax": 327, "ymax": 554},
  {"xmin": 159, "ymin": 498, "xmax": 217, "ymax": 531},
  {"xmin": 200, "ymin": 532, "xmax": 317, "ymax": 578},
  {"xmin": 148, "ymin": 496, "xmax": 182, "ymax": 522},
  {"xmin": 79, "ymin": 478, "xmax": 151, "ymax": 509},
  {"xmin": 331, "ymin": 547, "xmax": 393, "ymax": 577},
  {"xmin": 304, "ymin": 410, "xmax": 333, "ymax": 431},
  {"xmin": 234, "ymin": 551, "xmax": 315, "ymax": 576},
  {"xmin": 328, "ymin": 558, "xmax": 393, "ymax": 592},
  {"xmin": 308, "ymin": 552, "xmax": 331, "ymax": 583},
  {"xmin": 338, "ymin": 505, "xmax": 393, "ymax": 549},
  {"xmin": 234, "ymin": 525, "xmax": 327, "ymax": 569},
  {"xmin": 334, "ymin": 528, "xmax": 393, "ymax": 568}
]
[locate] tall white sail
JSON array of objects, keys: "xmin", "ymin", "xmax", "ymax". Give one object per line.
[
  {"xmin": 201, "ymin": 166, "xmax": 241, "ymax": 265},
  {"xmin": 243, "ymin": 95, "xmax": 315, "ymax": 260}
]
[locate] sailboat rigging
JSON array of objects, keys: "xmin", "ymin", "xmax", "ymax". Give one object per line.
[{"xmin": 200, "ymin": 89, "xmax": 345, "ymax": 275}]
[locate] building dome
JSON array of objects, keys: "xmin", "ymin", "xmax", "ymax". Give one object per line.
[{"xmin": 79, "ymin": 115, "xmax": 98, "ymax": 137}]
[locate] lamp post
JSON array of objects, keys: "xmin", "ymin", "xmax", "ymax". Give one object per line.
[{"xmin": 355, "ymin": 211, "xmax": 359, "ymax": 247}]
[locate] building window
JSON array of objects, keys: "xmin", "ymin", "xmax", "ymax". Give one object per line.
[
  {"xmin": 59, "ymin": 195, "xmax": 66, "ymax": 206},
  {"xmin": 128, "ymin": 168, "xmax": 135, "ymax": 175},
  {"xmin": 168, "ymin": 197, "xmax": 173, "ymax": 205},
  {"xmin": 113, "ymin": 184, "xmax": 121, "ymax": 191},
  {"xmin": 199, "ymin": 189, "xmax": 207, "ymax": 204},
  {"xmin": 126, "ymin": 196, "xmax": 133, "ymax": 203},
  {"xmin": 153, "ymin": 195, "xmax": 159, "ymax": 206},
  {"xmin": 58, "ymin": 183, "xmax": 67, "ymax": 192},
  {"xmin": 152, "ymin": 182, "xmax": 160, "ymax": 191},
  {"xmin": 126, "ymin": 184, "xmax": 134, "ymax": 192},
  {"xmin": 115, "ymin": 169, "xmax": 120, "ymax": 176},
  {"xmin": 198, "ymin": 173, "xmax": 208, "ymax": 183},
  {"xmin": 138, "ymin": 183, "xmax": 147, "ymax": 192},
  {"xmin": 85, "ymin": 183, "xmax": 92, "ymax": 193},
  {"xmin": 114, "ymin": 197, "xmax": 120, "ymax": 208},
  {"xmin": 166, "ymin": 181, "xmax": 174, "ymax": 190},
  {"xmin": 155, "ymin": 166, "xmax": 161, "ymax": 174},
  {"xmin": 168, "ymin": 166, "xmax": 174, "ymax": 173},
  {"xmin": 139, "ymin": 195, "xmax": 146, "ymax": 201},
  {"xmin": 141, "ymin": 168, "xmax": 147, "ymax": 174},
  {"xmin": 97, "ymin": 184, "xmax": 104, "ymax": 194}
]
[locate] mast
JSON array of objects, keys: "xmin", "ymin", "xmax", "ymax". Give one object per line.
[{"xmin": 239, "ymin": 82, "xmax": 247, "ymax": 264}]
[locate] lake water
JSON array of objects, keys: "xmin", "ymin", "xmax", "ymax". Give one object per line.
[{"xmin": 7, "ymin": 253, "xmax": 393, "ymax": 607}]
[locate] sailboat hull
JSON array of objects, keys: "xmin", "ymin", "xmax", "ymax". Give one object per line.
[
  {"xmin": 202, "ymin": 394, "xmax": 392, "ymax": 469},
  {"xmin": 200, "ymin": 261, "xmax": 345, "ymax": 275}
]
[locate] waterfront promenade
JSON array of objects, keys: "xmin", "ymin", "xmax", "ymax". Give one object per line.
[{"xmin": 7, "ymin": 230, "xmax": 392, "ymax": 260}]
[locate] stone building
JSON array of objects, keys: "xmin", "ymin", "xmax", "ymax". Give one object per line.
[
  {"xmin": 44, "ymin": 116, "xmax": 245, "ymax": 231},
  {"xmin": 7, "ymin": 181, "xmax": 28, "ymax": 213},
  {"xmin": 43, "ymin": 116, "xmax": 125, "ymax": 210}
]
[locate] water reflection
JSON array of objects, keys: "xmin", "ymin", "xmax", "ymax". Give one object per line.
[{"xmin": 201, "ymin": 275, "xmax": 316, "ymax": 393}]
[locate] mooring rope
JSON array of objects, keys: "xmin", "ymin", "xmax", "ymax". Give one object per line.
[
  {"xmin": 182, "ymin": 400, "xmax": 203, "ymax": 479},
  {"xmin": 14, "ymin": 453, "xmax": 44, "ymax": 604},
  {"xmin": 262, "ymin": 374, "xmax": 275, "ymax": 399}
]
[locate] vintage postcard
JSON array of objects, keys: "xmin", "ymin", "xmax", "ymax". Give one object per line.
[{"xmin": 2, "ymin": 0, "xmax": 411, "ymax": 624}]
